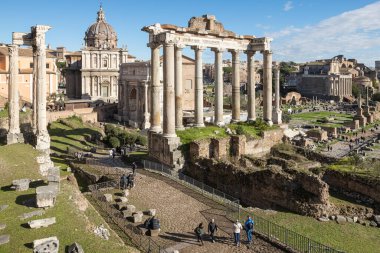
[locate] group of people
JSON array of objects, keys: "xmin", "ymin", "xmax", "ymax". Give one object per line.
[
  {"xmin": 120, "ymin": 173, "xmax": 135, "ymax": 189},
  {"xmin": 194, "ymin": 216, "xmax": 255, "ymax": 247}
]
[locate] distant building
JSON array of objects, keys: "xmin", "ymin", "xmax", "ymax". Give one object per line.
[
  {"xmin": 117, "ymin": 55, "xmax": 196, "ymax": 128},
  {"xmin": 0, "ymin": 46, "xmax": 59, "ymax": 104},
  {"xmin": 64, "ymin": 6, "xmax": 135, "ymax": 101}
]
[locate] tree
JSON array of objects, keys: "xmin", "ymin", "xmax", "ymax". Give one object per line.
[
  {"xmin": 108, "ymin": 136, "xmax": 120, "ymax": 148},
  {"xmin": 372, "ymin": 92, "xmax": 380, "ymax": 102},
  {"xmin": 352, "ymin": 83, "xmax": 360, "ymax": 98}
]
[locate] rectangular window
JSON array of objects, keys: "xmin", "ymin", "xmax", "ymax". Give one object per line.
[
  {"xmin": 46, "ymin": 63, "xmax": 50, "ymax": 68},
  {"xmin": 30, "ymin": 63, "xmax": 34, "ymax": 68}
]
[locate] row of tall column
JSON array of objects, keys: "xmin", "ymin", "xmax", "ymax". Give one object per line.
[
  {"xmin": 7, "ymin": 26, "xmax": 51, "ymax": 151},
  {"xmin": 149, "ymin": 42, "xmax": 275, "ymax": 138}
]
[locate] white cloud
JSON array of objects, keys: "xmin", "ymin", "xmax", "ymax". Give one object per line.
[
  {"xmin": 283, "ymin": 1, "xmax": 294, "ymax": 11},
  {"xmin": 270, "ymin": 1, "xmax": 380, "ymax": 66}
]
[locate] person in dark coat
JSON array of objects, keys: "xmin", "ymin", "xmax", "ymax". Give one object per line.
[
  {"xmin": 208, "ymin": 218, "xmax": 218, "ymax": 243},
  {"xmin": 194, "ymin": 223, "xmax": 204, "ymax": 246}
]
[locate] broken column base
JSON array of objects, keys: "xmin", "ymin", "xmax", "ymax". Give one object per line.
[
  {"xmin": 272, "ymin": 109, "xmax": 283, "ymax": 125},
  {"xmin": 148, "ymin": 131, "xmax": 184, "ymax": 170},
  {"xmin": 35, "ymin": 132, "xmax": 51, "ymax": 151},
  {"xmin": 6, "ymin": 132, "xmax": 24, "ymax": 145},
  {"xmin": 36, "ymin": 152, "xmax": 54, "ymax": 176}
]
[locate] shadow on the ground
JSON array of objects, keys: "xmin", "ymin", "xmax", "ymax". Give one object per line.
[{"xmin": 15, "ymin": 193, "xmax": 36, "ymax": 207}]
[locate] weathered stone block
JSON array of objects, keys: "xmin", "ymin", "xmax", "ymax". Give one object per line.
[
  {"xmin": 126, "ymin": 205, "xmax": 136, "ymax": 212},
  {"xmin": 373, "ymin": 215, "xmax": 380, "ymax": 224},
  {"xmin": 123, "ymin": 189, "xmax": 130, "ymax": 197},
  {"xmin": 67, "ymin": 242, "xmax": 84, "ymax": 253},
  {"xmin": 336, "ymin": 215, "xmax": 346, "ymax": 224},
  {"xmin": 19, "ymin": 210, "xmax": 45, "ymax": 220},
  {"xmin": 132, "ymin": 213, "xmax": 143, "ymax": 223},
  {"xmin": 33, "ymin": 236, "xmax": 59, "ymax": 253},
  {"xmin": 28, "ymin": 217, "xmax": 56, "ymax": 229},
  {"xmin": 12, "ymin": 179, "xmax": 30, "ymax": 191},
  {"xmin": 0, "ymin": 223, "xmax": 6, "ymax": 230},
  {"xmin": 0, "ymin": 234, "xmax": 10, "ymax": 245},
  {"xmin": 317, "ymin": 217, "xmax": 329, "ymax": 222},
  {"xmin": 118, "ymin": 197, "xmax": 128, "ymax": 203},
  {"xmin": 115, "ymin": 202, "xmax": 127, "ymax": 210},
  {"xmin": 36, "ymin": 185, "xmax": 58, "ymax": 208},
  {"xmin": 149, "ymin": 228, "xmax": 160, "ymax": 237},
  {"xmin": 147, "ymin": 209, "xmax": 156, "ymax": 216},
  {"xmin": 103, "ymin": 194, "xmax": 112, "ymax": 202},
  {"xmin": 122, "ymin": 210, "xmax": 133, "ymax": 218},
  {"xmin": 346, "ymin": 217, "xmax": 354, "ymax": 223}
]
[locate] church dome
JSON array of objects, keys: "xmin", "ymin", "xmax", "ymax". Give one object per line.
[
  {"xmin": 354, "ymin": 76, "xmax": 372, "ymax": 87},
  {"xmin": 84, "ymin": 6, "xmax": 117, "ymax": 49}
]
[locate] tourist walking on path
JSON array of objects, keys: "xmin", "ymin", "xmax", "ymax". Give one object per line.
[
  {"xmin": 208, "ymin": 218, "xmax": 218, "ymax": 243},
  {"xmin": 194, "ymin": 223, "xmax": 205, "ymax": 246},
  {"xmin": 132, "ymin": 162, "xmax": 137, "ymax": 175},
  {"xmin": 120, "ymin": 174, "xmax": 128, "ymax": 190},
  {"xmin": 109, "ymin": 149, "xmax": 113, "ymax": 159},
  {"xmin": 233, "ymin": 220, "xmax": 243, "ymax": 246},
  {"xmin": 245, "ymin": 216, "xmax": 254, "ymax": 244}
]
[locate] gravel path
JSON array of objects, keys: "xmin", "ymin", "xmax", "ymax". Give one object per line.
[{"xmin": 94, "ymin": 154, "xmax": 287, "ymax": 253}]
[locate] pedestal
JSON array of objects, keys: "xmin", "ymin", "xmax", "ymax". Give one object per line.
[
  {"xmin": 272, "ymin": 109, "xmax": 282, "ymax": 125},
  {"xmin": 6, "ymin": 133, "xmax": 24, "ymax": 145}
]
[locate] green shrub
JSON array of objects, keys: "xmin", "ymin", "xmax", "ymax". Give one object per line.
[
  {"xmin": 136, "ymin": 135, "xmax": 147, "ymax": 146},
  {"xmin": 108, "ymin": 136, "xmax": 120, "ymax": 148},
  {"xmin": 104, "ymin": 124, "xmax": 116, "ymax": 135},
  {"xmin": 235, "ymin": 125, "xmax": 245, "ymax": 135}
]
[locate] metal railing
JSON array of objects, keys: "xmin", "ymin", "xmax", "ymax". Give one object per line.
[
  {"xmin": 142, "ymin": 160, "xmax": 240, "ymax": 221},
  {"xmin": 88, "ymin": 181, "xmax": 168, "ymax": 253},
  {"xmin": 142, "ymin": 160, "xmax": 345, "ymax": 253}
]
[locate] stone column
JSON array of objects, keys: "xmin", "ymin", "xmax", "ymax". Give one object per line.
[
  {"xmin": 162, "ymin": 42, "xmax": 176, "ymax": 137},
  {"xmin": 230, "ymin": 49, "xmax": 241, "ymax": 122},
  {"xmin": 272, "ymin": 64, "xmax": 282, "ymax": 124},
  {"xmin": 142, "ymin": 80, "xmax": 151, "ymax": 129},
  {"xmin": 193, "ymin": 46, "xmax": 205, "ymax": 127},
  {"xmin": 32, "ymin": 46, "xmax": 37, "ymax": 133},
  {"xmin": 149, "ymin": 43, "xmax": 162, "ymax": 132},
  {"xmin": 212, "ymin": 48, "xmax": 225, "ymax": 126},
  {"xmin": 175, "ymin": 44, "xmax": 185, "ymax": 130},
  {"xmin": 34, "ymin": 26, "xmax": 51, "ymax": 151},
  {"xmin": 6, "ymin": 44, "xmax": 24, "ymax": 144},
  {"xmin": 263, "ymin": 50, "xmax": 273, "ymax": 125},
  {"xmin": 246, "ymin": 50, "xmax": 256, "ymax": 122}
]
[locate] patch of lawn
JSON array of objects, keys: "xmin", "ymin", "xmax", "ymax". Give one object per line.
[
  {"xmin": 290, "ymin": 111, "xmax": 353, "ymax": 128},
  {"xmin": 176, "ymin": 125, "xmax": 228, "ymax": 144},
  {"xmin": 0, "ymin": 144, "xmax": 137, "ymax": 253},
  {"xmin": 250, "ymin": 209, "xmax": 380, "ymax": 253}
]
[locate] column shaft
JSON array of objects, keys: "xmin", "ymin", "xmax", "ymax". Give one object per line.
[
  {"xmin": 214, "ymin": 48, "xmax": 224, "ymax": 125},
  {"xmin": 7, "ymin": 45, "xmax": 21, "ymax": 143},
  {"xmin": 32, "ymin": 47, "xmax": 37, "ymax": 132},
  {"xmin": 247, "ymin": 51, "xmax": 256, "ymax": 121},
  {"xmin": 275, "ymin": 68, "xmax": 280, "ymax": 110},
  {"xmin": 231, "ymin": 50, "xmax": 241, "ymax": 122},
  {"xmin": 263, "ymin": 50, "xmax": 273, "ymax": 124},
  {"xmin": 194, "ymin": 47, "xmax": 205, "ymax": 127},
  {"xmin": 175, "ymin": 46, "xmax": 184, "ymax": 130},
  {"xmin": 163, "ymin": 43, "xmax": 176, "ymax": 137},
  {"xmin": 150, "ymin": 44, "xmax": 162, "ymax": 132},
  {"xmin": 142, "ymin": 81, "xmax": 151, "ymax": 129},
  {"xmin": 36, "ymin": 45, "xmax": 48, "ymax": 134}
]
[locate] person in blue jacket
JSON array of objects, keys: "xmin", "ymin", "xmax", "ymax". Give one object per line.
[{"xmin": 244, "ymin": 215, "xmax": 254, "ymax": 244}]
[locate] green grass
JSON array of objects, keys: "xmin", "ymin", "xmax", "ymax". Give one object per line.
[
  {"xmin": 49, "ymin": 117, "xmax": 103, "ymax": 155},
  {"xmin": 0, "ymin": 109, "xmax": 8, "ymax": 118},
  {"xmin": 248, "ymin": 209, "xmax": 380, "ymax": 253},
  {"xmin": 0, "ymin": 144, "xmax": 137, "ymax": 253},
  {"xmin": 176, "ymin": 121, "xmax": 277, "ymax": 144},
  {"xmin": 290, "ymin": 111, "xmax": 353, "ymax": 128}
]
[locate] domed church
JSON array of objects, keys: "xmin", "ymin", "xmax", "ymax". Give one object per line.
[{"xmin": 65, "ymin": 5, "xmax": 135, "ymax": 101}]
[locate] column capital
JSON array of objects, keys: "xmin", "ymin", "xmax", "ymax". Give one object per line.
[
  {"xmin": 7, "ymin": 44, "xmax": 19, "ymax": 56},
  {"xmin": 262, "ymin": 50, "xmax": 273, "ymax": 55},
  {"xmin": 175, "ymin": 44, "xmax": 186, "ymax": 50},
  {"xmin": 191, "ymin": 45, "xmax": 206, "ymax": 52},
  {"xmin": 211, "ymin": 47, "xmax": 225, "ymax": 53},
  {"xmin": 244, "ymin": 50, "xmax": 256, "ymax": 56},
  {"xmin": 148, "ymin": 42, "xmax": 161, "ymax": 49},
  {"xmin": 228, "ymin": 49, "xmax": 242, "ymax": 55}
]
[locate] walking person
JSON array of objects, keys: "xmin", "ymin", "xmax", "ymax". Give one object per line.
[
  {"xmin": 208, "ymin": 219, "xmax": 218, "ymax": 243},
  {"xmin": 132, "ymin": 162, "xmax": 137, "ymax": 175},
  {"xmin": 109, "ymin": 149, "xmax": 113, "ymax": 159},
  {"xmin": 244, "ymin": 216, "xmax": 254, "ymax": 245},
  {"xmin": 194, "ymin": 223, "xmax": 204, "ymax": 246},
  {"xmin": 233, "ymin": 220, "xmax": 243, "ymax": 247},
  {"xmin": 112, "ymin": 149, "xmax": 116, "ymax": 160}
]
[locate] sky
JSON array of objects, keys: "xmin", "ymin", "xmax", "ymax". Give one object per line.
[{"xmin": 0, "ymin": 0, "xmax": 379, "ymax": 66}]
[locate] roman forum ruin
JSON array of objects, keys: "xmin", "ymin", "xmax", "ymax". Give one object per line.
[
  {"xmin": 142, "ymin": 15, "xmax": 282, "ymax": 168},
  {"xmin": 7, "ymin": 25, "xmax": 53, "ymax": 174}
]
